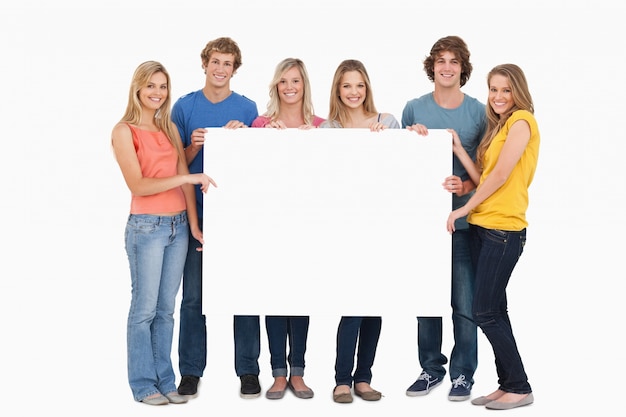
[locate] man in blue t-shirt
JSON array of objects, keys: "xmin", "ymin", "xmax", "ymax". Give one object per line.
[
  {"xmin": 171, "ymin": 36, "xmax": 260, "ymax": 399},
  {"xmin": 402, "ymin": 35, "xmax": 487, "ymax": 402}
]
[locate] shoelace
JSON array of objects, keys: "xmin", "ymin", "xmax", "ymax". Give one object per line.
[
  {"xmin": 418, "ymin": 371, "xmax": 433, "ymax": 381},
  {"xmin": 451, "ymin": 374, "xmax": 468, "ymax": 388}
]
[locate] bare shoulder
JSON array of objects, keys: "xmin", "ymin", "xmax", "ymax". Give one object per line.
[
  {"xmin": 112, "ymin": 121, "xmax": 131, "ymax": 134},
  {"xmin": 111, "ymin": 122, "xmax": 133, "ymax": 146}
]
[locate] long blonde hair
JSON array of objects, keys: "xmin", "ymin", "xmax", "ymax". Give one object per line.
[
  {"xmin": 327, "ymin": 59, "xmax": 377, "ymax": 127},
  {"xmin": 265, "ymin": 58, "xmax": 315, "ymax": 125},
  {"xmin": 119, "ymin": 61, "xmax": 183, "ymax": 158},
  {"xmin": 476, "ymin": 63, "xmax": 534, "ymax": 168}
]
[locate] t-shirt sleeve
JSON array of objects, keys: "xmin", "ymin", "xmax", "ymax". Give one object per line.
[{"xmin": 171, "ymin": 101, "xmax": 189, "ymax": 147}]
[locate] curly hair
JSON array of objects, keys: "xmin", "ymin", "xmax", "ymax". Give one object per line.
[{"xmin": 423, "ymin": 35, "xmax": 473, "ymax": 87}]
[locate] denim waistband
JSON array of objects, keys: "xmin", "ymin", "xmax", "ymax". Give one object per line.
[{"xmin": 128, "ymin": 211, "xmax": 188, "ymax": 225}]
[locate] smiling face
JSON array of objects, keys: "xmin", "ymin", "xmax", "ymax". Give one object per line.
[
  {"xmin": 139, "ymin": 71, "xmax": 168, "ymax": 111},
  {"xmin": 338, "ymin": 70, "xmax": 366, "ymax": 109},
  {"xmin": 203, "ymin": 51, "xmax": 236, "ymax": 89},
  {"xmin": 277, "ymin": 66, "xmax": 303, "ymax": 105},
  {"xmin": 488, "ymin": 73, "xmax": 515, "ymax": 116},
  {"xmin": 433, "ymin": 51, "xmax": 462, "ymax": 89}
]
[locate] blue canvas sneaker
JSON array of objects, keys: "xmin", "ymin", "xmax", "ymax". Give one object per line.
[
  {"xmin": 406, "ymin": 371, "xmax": 443, "ymax": 396},
  {"xmin": 448, "ymin": 374, "xmax": 472, "ymax": 401}
]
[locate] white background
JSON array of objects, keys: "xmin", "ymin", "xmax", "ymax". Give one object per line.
[{"xmin": 1, "ymin": 0, "xmax": 624, "ymax": 415}]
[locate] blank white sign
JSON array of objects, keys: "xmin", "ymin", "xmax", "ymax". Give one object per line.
[{"xmin": 202, "ymin": 128, "xmax": 451, "ymax": 316}]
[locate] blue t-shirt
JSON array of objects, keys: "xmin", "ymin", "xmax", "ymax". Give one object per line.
[
  {"xmin": 171, "ymin": 90, "xmax": 258, "ymax": 216},
  {"xmin": 401, "ymin": 92, "xmax": 486, "ymax": 230}
]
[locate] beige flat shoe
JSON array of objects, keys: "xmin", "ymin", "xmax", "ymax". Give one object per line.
[
  {"xmin": 354, "ymin": 387, "xmax": 382, "ymax": 401},
  {"xmin": 333, "ymin": 387, "xmax": 353, "ymax": 403}
]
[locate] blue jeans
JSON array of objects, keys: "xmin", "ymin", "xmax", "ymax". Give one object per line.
[
  {"xmin": 334, "ymin": 316, "xmax": 382, "ymax": 387},
  {"xmin": 125, "ymin": 213, "xmax": 188, "ymax": 401},
  {"xmin": 178, "ymin": 221, "xmax": 206, "ymax": 377},
  {"xmin": 234, "ymin": 315, "xmax": 261, "ymax": 376},
  {"xmin": 417, "ymin": 229, "xmax": 477, "ymax": 384},
  {"xmin": 469, "ymin": 225, "xmax": 531, "ymax": 394},
  {"xmin": 265, "ymin": 316, "xmax": 310, "ymax": 377}
]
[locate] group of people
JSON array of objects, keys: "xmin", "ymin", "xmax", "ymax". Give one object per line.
[{"xmin": 111, "ymin": 34, "xmax": 540, "ymax": 411}]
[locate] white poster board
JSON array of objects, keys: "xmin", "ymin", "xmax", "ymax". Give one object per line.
[{"xmin": 203, "ymin": 128, "xmax": 451, "ymax": 316}]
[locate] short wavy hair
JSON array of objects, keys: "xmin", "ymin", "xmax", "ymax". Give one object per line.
[
  {"xmin": 200, "ymin": 37, "xmax": 242, "ymax": 71},
  {"xmin": 423, "ymin": 35, "xmax": 472, "ymax": 87}
]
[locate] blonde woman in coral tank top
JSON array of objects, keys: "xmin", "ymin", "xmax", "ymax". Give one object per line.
[{"xmin": 111, "ymin": 61, "xmax": 216, "ymax": 406}]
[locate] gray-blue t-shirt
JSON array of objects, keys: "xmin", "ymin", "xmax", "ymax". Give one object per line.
[{"xmin": 401, "ymin": 92, "xmax": 486, "ymax": 230}]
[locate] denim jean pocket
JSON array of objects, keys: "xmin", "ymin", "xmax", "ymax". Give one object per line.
[
  {"xmin": 518, "ymin": 232, "xmax": 527, "ymax": 256},
  {"xmin": 485, "ymin": 228, "xmax": 508, "ymax": 243},
  {"xmin": 127, "ymin": 215, "xmax": 158, "ymax": 234}
]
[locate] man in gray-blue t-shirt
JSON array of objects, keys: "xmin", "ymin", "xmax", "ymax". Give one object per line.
[{"xmin": 402, "ymin": 35, "xmax": 486, "ymax": 402}]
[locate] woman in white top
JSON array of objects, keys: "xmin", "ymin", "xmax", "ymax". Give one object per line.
[{"xmin": 320, "ymin": 59, "xmax": 399, "ymax": 403}]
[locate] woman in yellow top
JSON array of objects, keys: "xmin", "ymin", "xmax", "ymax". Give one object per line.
[{"xmin": 446, "ymin": 63, "xmax": 539, "ymax": 411}]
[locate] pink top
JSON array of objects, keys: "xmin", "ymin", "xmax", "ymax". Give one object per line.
[
  {"xmin": 251, "ymin": 115, "xmax": 326, "ymax": 128},
  {"xmin": 127, "ymin": 124, "xmax": 186, "ymax": 214}
]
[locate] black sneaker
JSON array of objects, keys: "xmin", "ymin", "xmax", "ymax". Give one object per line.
[
  {"xmin": 178, "ymin": 375, "xmax": 200, "ymax": 396},
  {"xmin": 240, "ymin": 374, "xmax": 261, "ymax": 398}
]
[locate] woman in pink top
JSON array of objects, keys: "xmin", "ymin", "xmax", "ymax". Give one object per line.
[
  {"xmin": 252, "ymin": 58, "xmax": 322, "ymax": 400},
  {"xmin": 111, "ymin": 61, "xmax": 216, "ymax": 406},
  {"xmin": 252, "ymin": 57, "xmax": 324, "ymax": 129}
]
